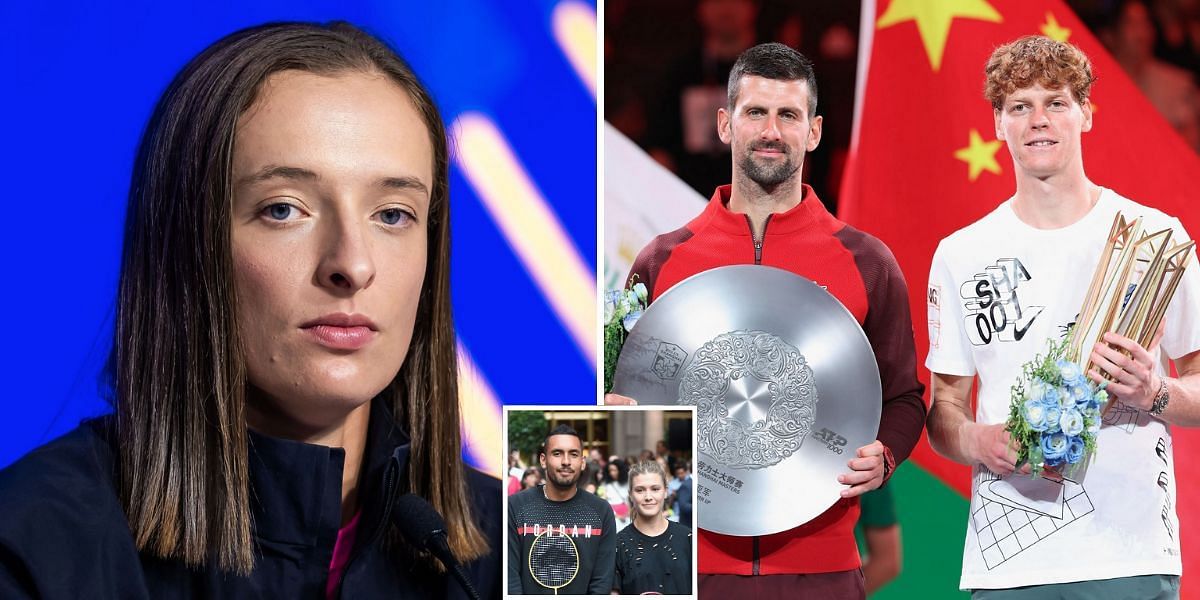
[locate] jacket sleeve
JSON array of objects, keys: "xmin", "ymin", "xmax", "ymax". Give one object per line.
[
  {"xmin": 506, "ymin": 497, "xmax": 523, "ymax": 595},
  {"xmin": 625, "ymin": 225, "xmax": 693, "ymax": 302},
  {"xmin": 588, "ymin": 505, "xmax": 618, "ymax": 594},
  {"xmin": 864, "ymin": 248, "xmax": 928, "ymax": 466}
]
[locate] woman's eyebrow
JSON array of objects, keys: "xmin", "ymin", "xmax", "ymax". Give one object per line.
[
  {"xmin": 238, "ymin": 165, "xmax": 429, "ymax": 198},
  {"xmin": 238, "ymin": 164, "xmax": 318, "ymax": 186},
  {"xmin": 378, "ymin": 176, "xmax": 429, "ymax": 198}
]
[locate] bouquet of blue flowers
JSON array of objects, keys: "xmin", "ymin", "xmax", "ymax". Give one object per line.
[
  {"xmin": 602, "ymin": 281, "xmax": 647, "ymax": 392},
  {"xmin": 1005, "ymin": 329, "xmax": 1108, "ymax": 476}
]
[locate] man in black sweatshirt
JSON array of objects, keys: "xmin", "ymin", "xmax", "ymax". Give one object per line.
[{"xmin": 508, "ymin": 425, "xmax": 616, "ymax": 595}]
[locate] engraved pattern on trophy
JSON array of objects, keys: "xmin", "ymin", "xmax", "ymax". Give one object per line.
[
  {"xmin": 679, "ymin": 330, "xmax": 818, "ymax": 469},
  {"xmin": 610, "ymin": 266, "xmax": 882, "ymax": 536}
]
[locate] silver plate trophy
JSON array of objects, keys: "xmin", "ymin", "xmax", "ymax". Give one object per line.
[{"xmin": 611, "ymin": 265, "xmax": 882, "ymax": 536}]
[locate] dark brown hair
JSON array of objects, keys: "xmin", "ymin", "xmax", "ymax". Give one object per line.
[
  {"xmin": 111, "ymin": 21, "xmax": 485, "ymax": 574},
  {"xmin": 984, "ymin": 35, "xmax": 1095, "ymax": 110},
  {"xmin": 727, "ymin": 42, "xmax": 819, "ymax": 116}
]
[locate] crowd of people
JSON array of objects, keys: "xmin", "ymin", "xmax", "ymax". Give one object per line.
[{"xmin": 1077, "ymin": 0, "xmax": 1200, "ymax": 151}]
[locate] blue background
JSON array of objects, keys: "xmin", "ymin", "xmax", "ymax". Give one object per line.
[{"xmin": 0, "ymin": 0, "xmax": 597, "ymax": 468}]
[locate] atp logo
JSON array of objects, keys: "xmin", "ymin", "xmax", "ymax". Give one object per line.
[
  {"xmin": 812, "ymin": 427, "xmax": 848, "ymax": 455},
  {"xmin": 959, "ymin": 258, "xmax": 1044, "ymax": 345}
]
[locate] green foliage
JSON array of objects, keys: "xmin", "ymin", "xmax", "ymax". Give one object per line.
[
  {"xmin": 603, "ymin": 321, "xmax": 626, "ymax": 392},
  {"xmin": 508, "ymin": 410, "xmax": 549, "ymax": 463},
  {"xmin": 602, "ymin": 275, "xmax": 647, "ymax": 392}
]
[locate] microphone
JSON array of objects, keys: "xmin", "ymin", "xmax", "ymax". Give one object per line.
[{"xmin": 392, "ymin": 494, "xmax": 481, "ymax": 600}]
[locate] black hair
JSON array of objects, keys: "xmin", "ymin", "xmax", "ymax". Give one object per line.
[
  {"xmin": 603, "ymin": 457, "xmax": 629, "ymax": 485},
  {"xmin": 541, "ymin": 423, "xmax": 582, "ymax": 454}
]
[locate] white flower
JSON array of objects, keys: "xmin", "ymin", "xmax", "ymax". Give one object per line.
[
  {"xmin": 632, "ymin": 282, "xmax": 648, "ymax": 304},
  {"xmin": 1056, "ymin": 359, "xmax": 1083, "ymax": 385},
  {"xmin": 1059, "ymin": 407, "xmax": 1085, "ymax": 437}
]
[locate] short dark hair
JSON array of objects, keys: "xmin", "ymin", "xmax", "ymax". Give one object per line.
[
  {"xmin": 542, "ymin": 424, "xmax": 581, "ymax": 453},
  {"xmin": 727, "ymin": 42, "xmax": 818, "ymax": 116}
]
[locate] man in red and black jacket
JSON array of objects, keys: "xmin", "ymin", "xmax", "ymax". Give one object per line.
[{"xmin": 612, "ymin": 43, "xmax": 926, "ymax": 598}]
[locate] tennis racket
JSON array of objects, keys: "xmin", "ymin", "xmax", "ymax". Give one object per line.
[{"xmin": 527, "ymin": 530, "xmax": 580, "ymax": 595}]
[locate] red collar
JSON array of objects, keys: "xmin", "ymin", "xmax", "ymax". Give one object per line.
[{"xmin": 696, "ymin": 183, "xmax": 837, "ymax": 237}]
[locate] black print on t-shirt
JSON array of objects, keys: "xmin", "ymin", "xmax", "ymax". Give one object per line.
[{"xmin": 959, "ymin": 258, "xmax": 1045, "ymax": 345}]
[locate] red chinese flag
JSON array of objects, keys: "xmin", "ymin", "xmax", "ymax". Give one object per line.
[{"xmin": 840, "ymin": 0, "xmax": 1200, "ymax": 583}]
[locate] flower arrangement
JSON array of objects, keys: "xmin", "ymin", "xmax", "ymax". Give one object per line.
[
  {"xmin": 1005, "ymin": 329, "xmax": 1108, "ymax": 476},
  {"xmin": 1004, "ymin": 211, "xmax": 1194, "ymax": 476},
  {"xmin": 602, "ymin": 281, "xmax": 647, "ymax": 392}
]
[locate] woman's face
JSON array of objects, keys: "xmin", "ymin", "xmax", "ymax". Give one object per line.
[
  {"xmin": 630, "ymin": 473, "xmax": 666, "ymax": 519},
  {"xmin": 231, "ymin": 70, "xmax": 432, "ymax": 433},
  {"xmin": 608, "ymin": 463, "xmax": 619, "ymax": 480}
]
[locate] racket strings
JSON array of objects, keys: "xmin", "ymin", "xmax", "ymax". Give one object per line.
[{"xmin": 529, "ymin": 533, "xmax": 579, "ymax": 589}]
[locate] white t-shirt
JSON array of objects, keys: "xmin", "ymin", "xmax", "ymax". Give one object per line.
[{"xmin": 926, "ymin": 188, "xmax": 1200, "ymax": 590}]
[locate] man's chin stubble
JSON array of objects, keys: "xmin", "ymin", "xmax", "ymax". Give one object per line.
[{"xmin": 548, "ymin": 478, "xmax": 578, "ymax": 491}]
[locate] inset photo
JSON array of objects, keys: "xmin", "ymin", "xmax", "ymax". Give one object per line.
[{"xmin": 504, "ymin": 407, "xmax": 695, "ymax": 597}]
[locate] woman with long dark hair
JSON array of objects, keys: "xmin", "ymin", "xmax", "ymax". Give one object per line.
[
  {"xmin": 0, "ymin": 22, "xmax": 498, "ymax": 598},
  {"xmin": 600, "ymin": 457, "xmax": 631, "ymax": 531}
]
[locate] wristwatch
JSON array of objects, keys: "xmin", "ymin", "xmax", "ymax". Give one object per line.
[
  {"xmin": 881, "ymin": 445, "xmax": 896, "ymax": 484},
  {"xmin": 1150, "ymin": 378, "xmax": 1171, "ymax": 417}
]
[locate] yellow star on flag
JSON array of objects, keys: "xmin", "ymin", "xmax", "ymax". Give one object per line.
[
  {"xmin": 877, "ymin": 0, "xmax": 1003, "ymax": 72},
  {"xmin": 954, "ymin": 129, "xmax": 1003, "ymax": 181},
  {"xmin": 1040, "ymin": 12, "xmax": 1071, "ymax": 42}
]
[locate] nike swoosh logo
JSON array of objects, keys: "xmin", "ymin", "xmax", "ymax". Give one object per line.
[{"xmin": 1012, "ymin": 305, "xmax": 1045, "ymax": 341}]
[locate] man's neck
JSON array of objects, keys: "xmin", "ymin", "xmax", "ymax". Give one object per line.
[
  {"xmin": 728, "ymin": 175, "xmax": 805, "ymax": 237},
  {"xmin": 1011, "ymin": 169, "xmax": 1100, "ymax": 229},
  {"xmin": 543, "ymin": 483, "xmax": 578, "ymax": 502},
  {"xmin": 633, "ymin": 514, "xmax": 669, "ymax": 537},
  {"xmin": 247, "ymin": 398, "xmax": 371, "ymax": 526}
]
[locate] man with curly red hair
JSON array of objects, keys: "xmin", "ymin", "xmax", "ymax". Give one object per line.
[{"xmin": 926, "ymin": 35, "xmax": 1200, "ymax": 599}]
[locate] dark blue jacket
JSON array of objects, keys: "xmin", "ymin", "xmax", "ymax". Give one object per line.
[{"xmin": 0, "ymin": 402, "xmax": 501, "ymax": 599}]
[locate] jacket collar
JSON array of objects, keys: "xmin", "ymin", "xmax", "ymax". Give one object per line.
[
  {"xmin": 698, "ymin": 183, "xmax": 837, "ymax": 237},
  {"xmin": 245, "ymin": 399, "xmax": 410, "ymax": 549}
]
